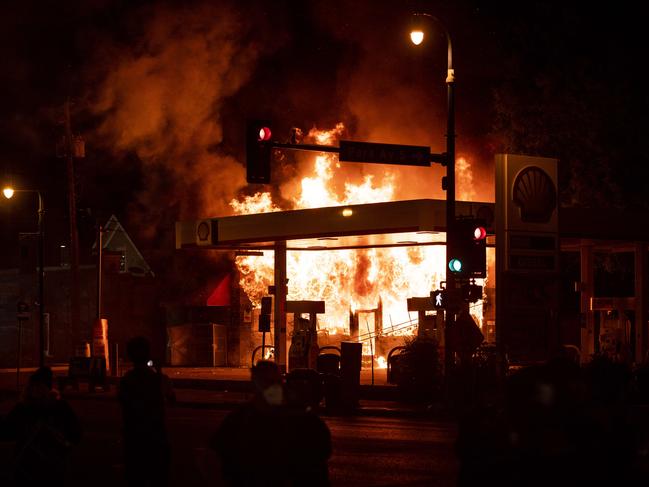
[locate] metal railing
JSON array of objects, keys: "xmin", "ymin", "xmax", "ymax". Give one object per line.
[{"xmin": 355, "ymin": 316, "xmax": 420, "ymax": 343}]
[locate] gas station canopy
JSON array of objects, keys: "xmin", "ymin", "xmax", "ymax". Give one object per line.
[{"xmin": 175, "ymin": 198, "xmax": 495, "ymax": 251}]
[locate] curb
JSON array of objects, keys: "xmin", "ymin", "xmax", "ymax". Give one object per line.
[{"xmin": 0, "ymin": 387, "xmax": 449, "ymax": 420}]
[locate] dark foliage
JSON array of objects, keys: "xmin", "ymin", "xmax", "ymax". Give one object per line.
[{"xmin": 392, "ymin": 337, "xmax": 443, "ymax": 402}]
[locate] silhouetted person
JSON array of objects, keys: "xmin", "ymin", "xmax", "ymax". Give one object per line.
[
  {"xmin": 634, "ymin": 351, "xmax": 649, "ymax": 403},
  {"xmin": 582, "ymin": 355, "xmax": 636, "ymax": 483},
  {"xmin": 119, "ymin": 336, "xmax": 175, "ymax": 487},
  {"xmin": 210, "ymin": 360, "xmax": 331, "ymax": 486},
  {"xmin": 1, "ymin": 366, "xmax": 81, "ymax": 487},
  {"xmin": 458, "ymin": 356, "xmax": 638, "ymax": 487}
]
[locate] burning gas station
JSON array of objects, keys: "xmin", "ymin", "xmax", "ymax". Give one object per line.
[
  {"xmin": 173, "ymin": 152, "xmax": 649, "ymax": 376},
  {"xmin": 175, "ymin": 197, "xmax": 493, "ymax": 374}
]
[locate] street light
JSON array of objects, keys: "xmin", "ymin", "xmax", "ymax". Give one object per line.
[
  {"xmin": 409, "ymin": 13, "xmax": 455, "ymax": 231},
  {"xmin": 409, "ymin": 13, "xmax": 457, "ymax": 376},
  {"xmin": 3, "ymin": 186, "xmax": 46, "ymax": 367}
]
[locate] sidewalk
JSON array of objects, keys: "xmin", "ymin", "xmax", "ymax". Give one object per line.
[{"xmin": 0, "ymin": 365, "xmax": 440, "ymax": 419}]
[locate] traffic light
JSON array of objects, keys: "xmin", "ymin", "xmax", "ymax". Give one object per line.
[
  {"xmin": 246, "ymin": 120, "xmax": 273, "ymax": 184},
  {"xmin": 461, "ymin": 283, "xmax": 483, "ymax": 303},
  {"xmin": 447, "ymin": 218, "xmax": 487, "ymax": 278}
]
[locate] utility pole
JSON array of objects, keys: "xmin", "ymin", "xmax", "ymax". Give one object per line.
[
  {"xmin": 97, "ymin": 223, "xmax": 103, "ymax": 319},
  {"xmin": 63, "ymin": 98, "xmax": 82, "ymax": 341},
  {"xmin": 37, "ymin": 192, "xmax": 45, "ymax": 367}
]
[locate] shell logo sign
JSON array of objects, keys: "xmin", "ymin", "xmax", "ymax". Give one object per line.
[
  {"xmin": 496, "ymin": 154, "xmax": 559, "ymax": 272},
  {"xmin": 498, "ymin": 154, "xmax": 558, "ymax": 234},
  {"xmin": 495, "ymin": 154, "xmax": 561, "ymax": 362},
  {"xmin": 512, "ymin": 166, "xmax": 557, "ymax": 224}
]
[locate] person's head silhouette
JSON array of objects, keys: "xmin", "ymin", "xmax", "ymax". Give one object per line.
[
  {"xmin": 126, "ymin": 336, "xmax": 151, "ymax": 367},
  {"xmin": 252, "ymin": 360, "xmax": 284, "ymax": 406},
  {"xmin": 30, "ymin": 366, "xmax": 54, "ymax": 389}
]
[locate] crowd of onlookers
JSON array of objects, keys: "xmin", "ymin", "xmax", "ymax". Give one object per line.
[
  {"xmin": 0, "ymin": 337, "xmax": 331, "ymax": 487},
  {"xmin": 456, "ymin": 353, "xmax": 649, "ymax": 486},
  {"xmin": 3, "ymin": 338, "xmax": 649, "ymax": 486}
]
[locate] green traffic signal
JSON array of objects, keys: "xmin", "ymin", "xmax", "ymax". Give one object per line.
[{"xmin": 448, "ymin": 258, "xmax": 463, "ymax": 273}]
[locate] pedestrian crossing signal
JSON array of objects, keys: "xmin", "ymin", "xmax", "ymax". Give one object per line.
[{"xmin": 431, "ymin": 289, "xmax": 446, "ymax": 309}]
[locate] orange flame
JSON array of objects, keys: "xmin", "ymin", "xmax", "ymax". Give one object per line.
[{"xmin": 231, "ymin": 124, "xmax": 484, "ymax": 340}]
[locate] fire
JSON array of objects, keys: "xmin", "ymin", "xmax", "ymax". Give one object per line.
[
  {"xmin": 230, "ymin": 192, "xmax": 280, "ymax": 214},
  {"xmin": 376, "ymin": 356, "xmax": 388, "ymax": 369},
  {"xmin": 232, "ymin": 124, "xmax": 484, "ymax": 347}
]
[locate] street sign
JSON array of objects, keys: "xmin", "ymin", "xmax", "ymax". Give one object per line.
[
  {"xmin": 339, "ymin": 140, "xmax": 432, "ymax": 167},
  {"xmin": 508, "ymin": 254, "xmax": 557, "ymax": 271},
  {"xmin": 259, "ymin": 314, "xmax": 271, "ymax": 332}
]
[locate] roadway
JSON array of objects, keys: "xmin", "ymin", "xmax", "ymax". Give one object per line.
[{"xmin": 0, "ymin": 392, "xmax": 458, "ymax": 487}]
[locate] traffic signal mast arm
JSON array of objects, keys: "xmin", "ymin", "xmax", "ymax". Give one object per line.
[
  {"xmin": 269, "ymin": 140, "xmax": 447, "ymax": 166},
  {"xmin": 270, "ymin": 141, "xmax": 341, "ymax": 154},
  {"xmin": 246, "ymin": 120, "xmax": 446, "ymax": 184}
]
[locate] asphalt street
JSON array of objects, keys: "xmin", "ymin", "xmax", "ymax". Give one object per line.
[{"xmin": 0, "ymin": 393, "xmax": 458, "ymax": 487}]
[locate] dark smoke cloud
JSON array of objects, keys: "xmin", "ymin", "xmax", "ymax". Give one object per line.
[
  {"xmin": 85, "ymin": 0, "xmax": 494, "ymax": 254},
  {"xmin": 87, "ymin": 1, "xmax": 285, "ymax": 244}
]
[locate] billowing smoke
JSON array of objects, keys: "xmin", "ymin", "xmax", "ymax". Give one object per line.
[
  {"xmin": 87, "ymin": 0, "xmax": 493, "ymax": 256},
  {"xmin": 87, "ymin": 2, "xmax": 282, "ymax": 244}
]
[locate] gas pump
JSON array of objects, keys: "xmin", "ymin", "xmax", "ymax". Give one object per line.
[
  {"xmin": 599, "ymin": 311, "xmax": 629, "ymax": 360},
  {"xmin": 286, "ymin": 300, "xmax": 325, "ymax": 371},
  {"xmin": 289, "ymin": 316, "xmax": 314, "ymax": 370},
  {"xmin": 591, "ymin": 297, "xmax": 635, "ymax": 363}
]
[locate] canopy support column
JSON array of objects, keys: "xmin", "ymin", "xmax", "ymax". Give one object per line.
[{"xmin": 274, "ymin": 241, "xmax": 287, "ymax": 372}]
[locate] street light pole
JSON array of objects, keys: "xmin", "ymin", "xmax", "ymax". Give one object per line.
[
  {"xmin": 37, "ymin": 191, "xmax": 45, "ymax": 368},
  {"xmin": 63, "ymin": 99, "xmax": 82, "ymax": 343},
  {"xmin": 410, "ymin": 12, "xmax": 456, "ymax": 377},
  {"xmin": 3, "ymin": 187, "xmax": 46, "ymax": 367}
]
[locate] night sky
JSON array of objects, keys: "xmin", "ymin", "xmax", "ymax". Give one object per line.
[{"xmin": 1, "ymin": 0, "xmax": 647, "ymax": 270}]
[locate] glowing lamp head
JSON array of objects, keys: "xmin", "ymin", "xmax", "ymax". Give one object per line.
[
  {"xmin": 258, "ymin": 127, "xmax": 272, "ymax": 141},
  {"xmin": 410, "ymin": 30, "xmax": 424, "ymax": 45},
  {"xmin": 473, "ymin": 226, "xmax": 487, "ymax": 240},
  {"xmin": 342, "ymin": 208, "xmax": 353, "ymax": 217},
  {"xmin": 448, "ymin": 258, "xmax": 463, "ymax": 273},
  {"xmin": 3, "ymin": 187, "xmax": 14, "ymax": 199}
]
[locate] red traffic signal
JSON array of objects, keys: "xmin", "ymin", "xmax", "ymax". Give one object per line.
[
  {"xmin": 246, "ymin": 120, "xmax": 273, "ymax": 184},
  {"xmin": 473, "ymin": 226, "xmax": 487, "ymax": 241},
  {"xmin": 258, "ymin": 126, "xmax": 272, "ymax": 141}
]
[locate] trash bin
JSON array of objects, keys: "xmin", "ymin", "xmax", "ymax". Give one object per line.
[
  {"xmin": 340, "ymin": 341, "xmax": 362, "ymax": 410},
  {"xmin": 317, "ymin": 353, "xmax": 341, "ymax": 376}
]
